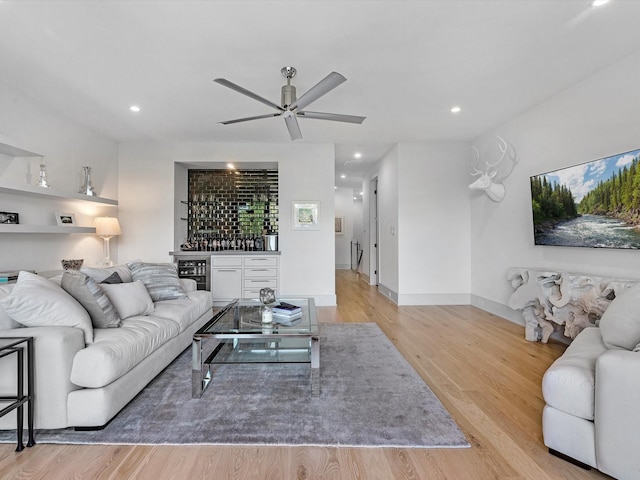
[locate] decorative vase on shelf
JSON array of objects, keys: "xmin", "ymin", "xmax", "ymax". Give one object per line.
[
  {"xmin": 79, "ymin": 166, "xmax": 96, "ymax": 196},
  {"xmin": 36, "ymin": 162, "xmax": 51, "ymax": 188}
]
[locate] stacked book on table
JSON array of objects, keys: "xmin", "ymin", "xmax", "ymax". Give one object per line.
[
  {"xmin": 272, "ymin": 302, "xmax": 303, "ymax": 325},
  {"xmin": 0, "ymin": 271, "xmax": 20, "ymax": 284}
]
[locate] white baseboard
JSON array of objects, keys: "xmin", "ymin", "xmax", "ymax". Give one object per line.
[
  {"xmin": 335, "ymin": 264, "xmax": 350, "ymax": 270},
  {"xmin": 398, "ymin": 293, "xmax": 471, "ymax": 306},
  {"xmin": 313, "ymin": 294, "xmax": 337, "ymax": 306},
  {"xmin": 377, "ymin": 283, "xmax": 399, "ymax": 304},
  {"xmin": 470, "ymin": 294, "xmax": 524, "ymax": 326}
]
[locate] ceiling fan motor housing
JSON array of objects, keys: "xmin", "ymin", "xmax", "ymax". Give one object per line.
[{"xmin": 281, "ymin": 84, "xmax": 296, "ymax": 109}]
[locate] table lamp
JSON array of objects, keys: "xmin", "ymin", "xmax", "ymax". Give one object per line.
[{"xmin": 94, "ymin": 217, "xmax": 122, "ymax": 266}]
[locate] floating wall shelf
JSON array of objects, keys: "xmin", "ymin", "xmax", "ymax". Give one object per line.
[
  {"xmin": 0, "ymin": 142, "xmax": 42, "ymax": 158},
  {"xmin": 0, "ymin": 225, "xmax": 96, "ymax": 234},
  {"xmin": 0, "ymin": 182, "xmax": 118, "ymax": 206}
]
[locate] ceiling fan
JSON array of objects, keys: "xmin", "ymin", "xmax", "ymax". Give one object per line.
[{"xmin": 214, "ymin": 66, "xmax": 366, "ymax": 140}]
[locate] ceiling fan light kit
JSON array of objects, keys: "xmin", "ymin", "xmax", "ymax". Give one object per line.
[{"xmin": 214, "ymin": 66, "xmax": 366, "ymax": 140}]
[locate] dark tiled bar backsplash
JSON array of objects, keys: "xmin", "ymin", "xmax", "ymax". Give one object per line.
[{"xmin": 185, "ymin": 169, "xmax": 278, "ymax": 251}]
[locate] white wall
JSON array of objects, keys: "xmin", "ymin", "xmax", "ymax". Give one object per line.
[
  {"xmin": 118, "ymin": 142, "xmax": 337, "ymax": 305},
  {"xmin": 362, "ymin": 142, "xmax": 471, "ymax": 304},
  {"xmin": 397, "ymin": 142, "xmax": 471, "ymax": 305},
  {"xmin": 470, "ymin": 49, "xmax": 640, "ymax": 320},
  {"xmin": 0, "ymin": 80, "xmax": 119, "ymax": 272}
]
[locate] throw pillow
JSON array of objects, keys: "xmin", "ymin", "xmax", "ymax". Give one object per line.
[
  {"xmin": 0, "ymin": 285, "xmax": 22, "ymax": 330},
  {"xmin": 0, "ymin": 271, "xmax": 93, "ymax": 344},
  {"xmin": 100, "ymin": 271, "xmax": 123, "ymax": 284},
  {"xmin": 100, "ymin": 280, "xmax": 155, "ymax": 319},
  {"xmin": 127, "ymin": 261, "xmax": 187, "ymax": 302},
  {"xmin": 599, "ymin": 283, "xmax": 640, "ymax": 350},
  {"xmin": 81, "ymin": 264, "xmax": 133, "ymax": 283},
  {"xmin": 61, "ymin": 271, "xmax": 121, "ymax": 328}
]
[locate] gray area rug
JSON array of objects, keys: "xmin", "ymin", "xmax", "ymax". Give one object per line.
[{"xmin": 1, "ymin": 323, "xmax": 469, "ymax": 448}]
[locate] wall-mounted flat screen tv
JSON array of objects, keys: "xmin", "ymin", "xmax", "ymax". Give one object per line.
[{"xmin": 531, "ymin": 147, "xmax": 640, "ymax": 249}]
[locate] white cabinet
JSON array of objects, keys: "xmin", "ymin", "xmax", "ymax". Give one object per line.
[
  {"xmin": 211, "ymin": 268, "xmax": 243, "ymax": 300},
  {"xmin": 211, "ymin": 254, "xmax": 279, "ymax": 303}
]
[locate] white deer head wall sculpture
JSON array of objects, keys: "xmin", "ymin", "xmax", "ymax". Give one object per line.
[{"xmin": 469, "ymin": 135, "xmax": 517, "ymax": 202}]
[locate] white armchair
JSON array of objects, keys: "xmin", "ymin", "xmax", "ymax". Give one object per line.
[{"xmin": 541, "ymin": 283, "xmax": 640, "ymax": 480}]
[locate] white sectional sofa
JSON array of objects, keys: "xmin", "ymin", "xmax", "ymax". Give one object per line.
[
  {"xmin": 542, "ymin": 283, "xmax": 640, "ymax": 480},
  {"xmin": 0, "ymin": 263, "xmax": 212, "ymax": 429}
]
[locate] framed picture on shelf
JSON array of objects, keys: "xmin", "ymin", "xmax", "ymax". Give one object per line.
[
  {"xmin": 55, "ymin": 212, "xmax": 76, "ymax": 226},
  {"xmin": 292, "ymin": 201, "xmax": 320, "ymax": 230},
  {"xmin": 0, "ymin": 212, "xmax": 19, "ymax": 224}
]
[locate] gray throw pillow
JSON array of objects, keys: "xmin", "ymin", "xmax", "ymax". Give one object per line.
[
  {"xmin": 100, "ymin": 281, "xmax": 155, "ymax": 319},
  {"xmin": 599, "ymin": 283, "xmax": 640, "ymax": 350},
  {"xmin": 100, "ymin": 271, "xmax": 123, "ymax": 284},
  {"xmin": 61, "ymin": 271, "xmax": 122, "ymax": 328},
  {"xmin": 127, "ymin": 261, "xmax": 187, "ymax": 302}
]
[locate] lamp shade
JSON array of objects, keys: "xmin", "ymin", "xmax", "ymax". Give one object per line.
[{"xmin": 94, "ymin": 217, "xmax": 122, "ymax": 237}]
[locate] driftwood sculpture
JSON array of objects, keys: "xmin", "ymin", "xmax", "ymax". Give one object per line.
[{"xmin": 507, "ymin": 267, "xmax": 638, "ymax": 342}]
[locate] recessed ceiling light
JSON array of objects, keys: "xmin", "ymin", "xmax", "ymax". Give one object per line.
[
  {"xmin": 592, "ymin": 0, "xmax": 610, "ymax": 7},
  {"xmin": 227, "ymin": 163, "xmax": 235, "ymax": 169},
  {"xmin": 130, "ymin": 105, "xmax": 141, "ymax": 113},
  {"xmin": 334, "ymin": 186, "xmax": 337, "ymax": 189},
  {"xmin": 360, "ymin": 191, "xmax": 364, "ymax": 195},
  {"xmin": 450, "ymin": 106, "xmax": 461, "ymax": 114},
  {"xmin": 354, "ymin": 152, "xmax": 362, "ymax": 159},
  {"xmin": 353, "ymin": 196, "xmax": 357, "ymax": 200},
  {"xmin": 341, "ymin": 174, "xmax": 346, "ymax": 179}
]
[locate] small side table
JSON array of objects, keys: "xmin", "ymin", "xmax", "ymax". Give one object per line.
[{"xmin": 0, "ymin": 337, "xmax": 35, "ymax": 452}]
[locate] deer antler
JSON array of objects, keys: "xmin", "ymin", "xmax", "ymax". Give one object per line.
[
  {"xmin": 470, "ymin": 146, "xmax": 484, "ymax": 176},
  {"xmin": 485, "ymin": 135, "xmax": 508, "ymax": 168}
]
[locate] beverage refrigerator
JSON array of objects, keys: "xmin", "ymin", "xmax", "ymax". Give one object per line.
[{"xmin": 176, "ymin": 257, "xmax": 210, "ymax": 291}]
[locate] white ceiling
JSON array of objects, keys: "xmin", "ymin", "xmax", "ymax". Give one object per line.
[{"xmin": 1, "ymin": 1, "xmax": 640, "ymax": 193}]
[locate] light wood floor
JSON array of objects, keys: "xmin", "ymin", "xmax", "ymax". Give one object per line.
[{"xmin": 0, "ymin": 270, "xmax": 611, "ymax": 480}]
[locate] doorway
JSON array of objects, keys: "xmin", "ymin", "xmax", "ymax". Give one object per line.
[{"xmin": 370, "ymin": 177, "xmax": 379, "ymax": 286}]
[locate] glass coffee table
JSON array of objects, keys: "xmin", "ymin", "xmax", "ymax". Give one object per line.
[{"xmin": 192, "ymin": 298, "xmax": 319, "ymax": 398}]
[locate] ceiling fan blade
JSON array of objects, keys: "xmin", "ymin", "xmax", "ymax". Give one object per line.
[
  {"xmin": 219, "ymin": 113, "xmax": 281, "ymax": 125},
  {"xmin": 283, "ymin": 111, "xmax": 302, "ymax": 140},
  {"xmin": 214, "ymin": 78, "xmax": 284, "ymax": 112},
  {"xmin": 289, "ymin": 72, "xmax": 346, "ymax": 112},
  {"xmin": 298, "ymin": 111, "xmax": 366, "ymax": 124}
]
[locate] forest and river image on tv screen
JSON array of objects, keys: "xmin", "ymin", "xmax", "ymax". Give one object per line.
[{"xmin": 531, "ymin": 147, "xmax": 640, "ymax": 249}]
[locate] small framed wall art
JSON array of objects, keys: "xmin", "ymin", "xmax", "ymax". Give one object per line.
[
  {"xmin": 0, "ymin": 212, "xmax": 19, "ymax": 224},
  {"xmin": 292, "ymin": 201, "xmax": 320, "ymax": 230},
  {"xmin": 55, "ymin": 212, "xmax": 76, "ymax": 226},
  {"xmin": 335, "ymin": 216, "xmax": 344, "ymax": 234}
]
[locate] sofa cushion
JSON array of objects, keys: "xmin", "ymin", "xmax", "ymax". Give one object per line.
[
  {"xmin": 81, "ymin": 264, "xmax": 133, "ymax": 283},
  {"xmin": 599, "ymin": 283, "xmax": 640, "ymax": 350},
  {"xmin": 153, "ymin": 290, "xmax": 212, "ymax": 333},
  {"xmin": 70, "ymin": 315, "xmax": 181, "ymax": 388},
  {"xmin": 127, "ymin": 261, "xmax": 187, "ymax": 302},
  {"xmin": 61, "ymin": 271, "xmax": 121, "ymax": 328},
  {"xmin": 0, "ymin": 284, "xmax": 22, "ymax": 330},
  {"xmin": 542, "ymin": 327, "xmax": 608, "ymax": 421},
  {"xmin": 0, "ymin": 271, "xmax": 93, "ymax": 344},
  {"xmin": 100, "ymin": 281, "xmax": 154, "ymax": 319}
]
